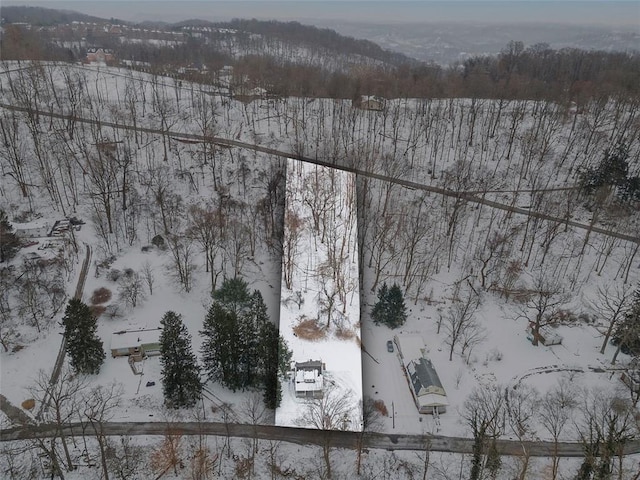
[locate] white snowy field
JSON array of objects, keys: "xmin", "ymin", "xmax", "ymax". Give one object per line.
[{"xmin": 276, "ymin": 159, "xmax": 363, "ymax": 431}]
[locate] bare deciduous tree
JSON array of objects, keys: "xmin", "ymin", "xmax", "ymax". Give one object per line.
[
  {"xmin": 167, "ymin": 235, "xmax": 196, "ymax": 293},
  {"xmin": 282, "ymin": 208, "xmax": 303, "ymax": 290},
  {"xmin": 106, "ymin": 436, "xmax": 145, "ymax": 480},
  {"xmin": 150, "ymin": 427, "xmax": 184, "ymax": 477},
  {"xmin": 575, "ymin": 388, "xmax": 638, "ymax": 480},
  {"xmin": 0, "ymin": 267, "xmax": 16, "ymax": 352},
  {"xmin": 186, "ymin": 204, "xmax": 225, "ymax": 293},
  {"xmin": 295, "ymin": 383, "xmax": 357, "ymax": 479},
  {"xmin": 118, "ymin": 271, "xmax": 145, "ymax": 308},
  {"xmin": 520, "ymin": 273, "xmax": 569, "ymax": 347},
  {"xmin": 240, "ymin": 392, "xmax": 268, "ymax": 458},
  {"xmin": 462, "ymin": 384, "xmax": 505, "ymax": 480},
  {"xmin": 539, "ymin": 379, "xmax": 577, "ymax": 480},
  {"xmin": 81, "ymin": 382, "xmax": 123, "ymax": 480},
  {"xmin": 357, "ymin": 396, "xmax": 383, "ymax": 474},
  {"xmin": 586, "ymin": 283, "xmax": 634, "ymax": 355},
  {"xmin": 141, "ymin": 260, "xmax": 155, "ymax": 296},
  {"xmin": 30, "ymin": 367, "xmax": 87, "ymax": 472},
  {"xmin": 505, "ymin": 384, "xmax": 539, "ymax": 479},
  {"xmin": 444, "ymin": 287, "xmax": 482, "ymax": 361}
]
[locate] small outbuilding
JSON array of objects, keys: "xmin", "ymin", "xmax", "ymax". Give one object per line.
[
  {"xmin": 294, "ymin": 359, "xmax": 324, "ymax": 398},
  {"xmin": 395, "ymin": 335, "xmax": 448, "ymax": 414},
  {"xmin": 13, "ymin": 220, "xmax": 50, "ymax": 239},
  {"xmin": 86, "ymin": 47, "xmax": 115, "ymax": 64},
  {"xmin": 110, "ymin": 328, "xmax": 162, "ymax": 361},
  {"xmin": 526, "ymin": 323, "xmax": 563, "ymax": 346},
  {"xmin": 352, "ymin": 95, "xmax": 385, "ymax": 111}
]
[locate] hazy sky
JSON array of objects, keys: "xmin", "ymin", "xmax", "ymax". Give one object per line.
[{"xmin": 3, "ymin": 1, "xmax": 640, "ymax": 27}]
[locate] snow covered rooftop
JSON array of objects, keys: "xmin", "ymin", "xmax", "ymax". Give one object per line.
[
  {"xmin": 110, "ymin": 328, "xmax": 161, "ymax": 350},
  {"xmin": 295, "ymin": 368, "xmax": 323, "ymax": 393},
  {"xmin": 395, "ymin": 334, "xmax": 448, "ymax": 411},
  {"xmin": 394, "ymin": 334, "xmax": 428, "ymax": 362}
]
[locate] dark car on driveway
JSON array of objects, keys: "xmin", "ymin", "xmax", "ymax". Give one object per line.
[{"xmin": 387, "ymin": 340, "xmax": 394, "ymax": 352}]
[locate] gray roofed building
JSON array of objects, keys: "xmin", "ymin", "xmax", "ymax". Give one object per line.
[
  {"xmin": 395, "ymin": 334, "xmax": 448, "ymax": 414},
  {"xmin": 408, "ymin": 357, "xmax": 446, "ymax": 398}
]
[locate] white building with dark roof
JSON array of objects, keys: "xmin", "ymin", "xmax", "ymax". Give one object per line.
[{"xmin": 394, "ymin": 334, "xmax": 448, "ymax": 414}]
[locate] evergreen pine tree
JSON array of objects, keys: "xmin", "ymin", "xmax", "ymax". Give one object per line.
[
  {"xmin": 612, "ymin": 287, "xmax": 640, "ymax": 356},
  {"xmin": 238, "ymin": 290, "xmax": 269, "ymax": 388},
  {"xmin": 160, "ymin": 311, "xmax": 202, "ymax": 408},
  {"xmin": 212, "ymin": 277, "xmax": 251, "ymax": 315},
  {"xmin": 371, "ymin": 282, "xmax": 408, "ymax": 329},
  {"xmin": 62, "ymin": 298, "xmax": 105, "ymax": 374},
  {"xmin": 202, "ymin": 303, "xmax": 243, "ymax": 391},
  {"xmin": 202, "ymin": 277, "xmax": 289, "ymax": 406},
  {"xmin": 202, "ymin": 279, "xmax": 269, "ymax": 391},
  {"xmin": 259, "ymin": 321, "xmax": 290, "ymax": 409},
  {"xmin": 278, "ymin": 336, "xmax": 293, "ymax": 378},
  {"xmin": 580, "ymin": 143, "xmax": 630, "ymax": 198},
  {"xmin": 371, "ymin": 283, "xmax": 389, "ymax": 326},
  {"xmin": 387, "ymin": 284, "xmax": 408, "ymax": 328},
  {"xmin": 0, "ymin": 210, "xmax": 20, "ymax": 263},
  {"xmin": 263, "ymin": 374, "xmax": 282, "ymax": 410}
]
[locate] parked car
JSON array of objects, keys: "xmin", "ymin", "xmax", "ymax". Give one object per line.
[{"xmin": 387, "ymin": 340, "xmax": 394, "ymax": 353}]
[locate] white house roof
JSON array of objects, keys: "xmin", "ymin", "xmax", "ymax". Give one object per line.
[
  {"xmin": 13, "ymin": 220, "xmax": 50, "ymax": 231},
  {"xmin": 394, "ymin": 334, "xmax": 427, "ymax": 362},
  {"xmin": 417, "ymin": 393, "xmax": 449, "ymax": 408},
  {"xmin": 110, "ymin": 328, "xmax": 161, "ymax": 350},
  {"xmin": 295, "ymin": 368, "xmax": 323, "ymax": 393}
]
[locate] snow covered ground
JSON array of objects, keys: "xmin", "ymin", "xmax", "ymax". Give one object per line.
[
  {"xmin": 1, "ymin": 62, "xmax": 639, "ymax": 479},
  {"xmin": 276, "ymin": 159, "xmax": 363, "ymax": 431}
]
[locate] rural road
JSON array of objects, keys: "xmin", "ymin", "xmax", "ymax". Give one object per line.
[
  {"xmin": 0, "ymin": 103, "xmax": 638, "ymax": 246},
  {"xmin": 2, "ymin": 420, "xmax": 640, "ymax": 458}
]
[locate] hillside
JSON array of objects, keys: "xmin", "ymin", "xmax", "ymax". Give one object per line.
[
  {"xmin": 0, "ymin": 5, "xmax": 125, "ymax": 26},
  {"xmin": 215, "ymin": 18, "xmax": 416, "ymax": 68},
  {"xmin": 0, "ymin": 61, "xmax": 639, "ymax": 478}
]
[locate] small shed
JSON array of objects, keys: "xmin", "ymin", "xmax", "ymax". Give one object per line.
[
  {"xmin": 526, "ymin": 323, "xmax": 563, "ymax": 346},
  {"xmin": 352, "ymin": 95, "xmax": 385, "ymax": 111},
  {"xmin": 110, "ymin": 328, "xmax": 162, "ymax": 361},
  {"xmin": 13, "ymin": 220, "xmax": 50, "ymax": 239},
  {"xmin": 294, "ymin": 359, "xmax": 324, "ymax": 398}
]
